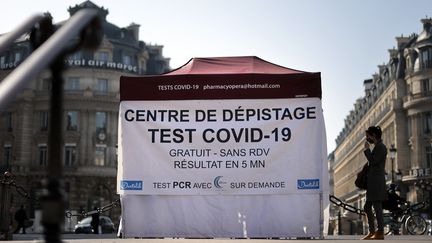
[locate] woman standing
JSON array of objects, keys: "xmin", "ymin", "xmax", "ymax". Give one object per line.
[{"xmin": 362, "ymin": 126, "xmax": 387, "ymax": 240}]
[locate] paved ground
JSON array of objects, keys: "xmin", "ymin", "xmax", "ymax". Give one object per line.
[{"xmin": 9, "ymin": 234, "xmax": 432, "ymax": 242}]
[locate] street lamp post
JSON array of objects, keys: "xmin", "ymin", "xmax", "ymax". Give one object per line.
[{"xmin": 389, "ymin": 145, "xmax": 397, "ymax": 183}]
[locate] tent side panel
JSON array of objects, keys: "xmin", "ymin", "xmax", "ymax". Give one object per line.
[{"xmin": 121, "ymin": 194, "xmax": 321, "ymax": 238}]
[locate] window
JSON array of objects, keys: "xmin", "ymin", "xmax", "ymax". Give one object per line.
[
  {"xmin": 123, "ymin": 55, "xmax": 131, "ymax": 65},
  {"xmin": 420, "ymin": 48, "xmax": 432, "ymax": 69},
  {"xmin": 96, "ymin": 112, "xmax": 107, "ymax": 134},
  {"xmin": 65, "ymin": 77, "xmax": 80, "ymax": 90},
  {"xmin": 0, "ymin": 55, "xmax": 5, "ymax": 65},
  {"xmin": 407, "ymin": 116, "xmax": 412, "ymax": 138},
  {"xmin": 40, "ymin": 111, "xmax": 48, "ymax": 131},
  {"xmin": 424, "ymin": 112, "xmax": 432, "ymax": 134},
  {"xmin": 38, "ymin": 145, "xmax": 47, "ymax": 166},
  {"xmin": 94, "ymin": 145, "xmax": 106, "ymax": 166},
  {"xmin": 41, "ymin": 78, "xmax": 51, "ymax": 91},
  {"xmin": 14, "ymin": 52, "xmax": 22, "ymax": 63},
  {"xmin": 97, "ymin": 79, "xmax": 108, "ymax": 93},
  {"xmin": 426, "ymin": 146, "xmax": 432, "ymax": 169},
  {"xmin": 96, "ymin": 51, "xmax": 109, "ymax": 62},
  {"xmin": 69, "ymin": 51, "xmax": 81, "ymax": 60},
  {"xmin": 66, "ymin": 111, "xmax": 78, "ymax": 131},
  {"xmin": 64, "ymin": 145, "xmax": 76, "ymax": 166},
  {"xmin": 6, "ymin": 112, "xmax": 12, "ymax": 132},
  {"xmin": 4, "ymin": 145, "xmax": 12, "ymax": 166},
  {"xmin": 422, "ymin": 79, "xmax": 431, "ymax": 92}
]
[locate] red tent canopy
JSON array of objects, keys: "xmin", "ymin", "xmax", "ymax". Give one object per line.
[
  {"xmin": 164, "ymin": 56, "xmax": 305, "ymax": 75},
  {"xmin": 121, "ymin": 56, "xmax": 321, "ymax": 100}
]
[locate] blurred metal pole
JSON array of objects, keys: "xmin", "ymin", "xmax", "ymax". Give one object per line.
[
  {"xmin": 0, "ymin": 172, "xmax": 13, "ymax": 240},
  {"xmin": 39, "ymin": 10, "xmax": 101, "ymax": 243},
  {"xmin": 40, "ymin": 57, "xmax": 66, "ymax": 243},
  {"xmin": 0, "ymin": 9, "xmax": 100, "ymax": 243},
  {"xmin": 0, "ymin": 9, "xmax": 100, "ymax": 111},
  {"xmin": 0, "ymin": 14, "xmax": 44, "ymax": 53}
]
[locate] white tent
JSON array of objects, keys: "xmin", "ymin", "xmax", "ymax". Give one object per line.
[{"xmin": 117, "ymin": 56, "xmax": 329, "ymax": 238}]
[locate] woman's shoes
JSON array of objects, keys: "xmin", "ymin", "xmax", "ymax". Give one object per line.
[
  {"xmin": 370, "ymin": 231, "xmax": 384, "ymax": 240},
  {"xmin": 361, "ymin": 231, "xmax": 375, "ymax": 240},
  {"xmin": 361, "ymin": 231, "xmax": 384, "ymax": 240}
]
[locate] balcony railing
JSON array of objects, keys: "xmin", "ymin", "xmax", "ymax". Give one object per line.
[
  {"xmin": 335, "ymin": 105, "xmax": 391, "ymax": 165},
  {"xmin": 404, "ymin": 90, "xmax": 432, "ymax": 103}
]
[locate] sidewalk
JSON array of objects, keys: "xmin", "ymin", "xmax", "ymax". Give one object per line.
[{"xmin": 10, "ymin": 234, "xmax": 432, "ymax": 242}]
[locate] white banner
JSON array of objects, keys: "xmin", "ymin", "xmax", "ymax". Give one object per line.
[{"xmin": 117, "ymin": 98, "xmax": 324, "ymax": 196}]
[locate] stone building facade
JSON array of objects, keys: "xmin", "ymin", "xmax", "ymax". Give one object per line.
[
  {"xmin": 331, "ymin": 18, "xmax": 432, "ymax": 234},
  {"xmin": 0, "ymin": 1, "xmax": 170, "ymax": 228}
]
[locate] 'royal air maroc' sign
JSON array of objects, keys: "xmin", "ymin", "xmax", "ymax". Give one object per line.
[
  {"xmin": 66, "ymin": 59, "xmax": 138, "ymax": 72},
  {"xmin": 1, "ymin": 59, "xmax": 138, "ymax": 73}
]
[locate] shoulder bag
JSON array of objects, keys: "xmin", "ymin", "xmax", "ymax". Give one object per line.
[{"xmin": 355, "ymin": 162, "xmax": 368, "ymax": 190}]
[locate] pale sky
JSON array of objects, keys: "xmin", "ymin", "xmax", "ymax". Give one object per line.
[{"xmin": 2, "ymin": 0, "xmax": 431, "ymax": 152}]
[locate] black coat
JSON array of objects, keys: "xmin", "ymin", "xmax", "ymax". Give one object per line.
[
  {"xmin": 14, "ymin": 208, "xmax": 27, "ymax": 223},
  {"xmin": 364, "ymin": 140, "xmax": 388, "ymax": 201},
  {"xmin": 91, "ymin": 213, "xmax": 100, "ymax": 227}
]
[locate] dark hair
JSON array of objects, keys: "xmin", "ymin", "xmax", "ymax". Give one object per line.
[{"xmin": 366, "ymin": 126, "xmax": 382, "ymax": 138}]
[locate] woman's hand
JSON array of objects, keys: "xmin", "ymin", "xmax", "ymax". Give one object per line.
[{"xmin": 364, "ymin": 141, "xmax": 370, "ymax": 150}]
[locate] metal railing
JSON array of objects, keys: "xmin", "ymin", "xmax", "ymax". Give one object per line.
[
  {"xmin": 0, "ymin": 9, "xmax": 101, "ymax": 111},
  {"xmin": 0, "ymin": 15, "xmax": 45, "ymax": 53},
  {"xmin": 0, "ymin": 9, "xmax": 102, "ymax": 243}
]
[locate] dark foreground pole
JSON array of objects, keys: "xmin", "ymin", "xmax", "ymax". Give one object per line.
[
  {"xmin": 0, "ymin": 172, "xmax": 12, "ymax": 240},
  {"xmin": 30, "ymin": 16, "xmax": 65, "ymax": 243},
  {"xmin": 29, "ymin": 11, "xmax": 101, "ymax": 243},
  {"xmin": 29, "ymin": 15, "xmax": 65, "ymax": 243},
  {"xmin": 0, "ymin": 9, "xmax": 101, "ymax": 242},
  {"xmin": 40, "ymin": 18, "xmax": 101, "ymax": 243},
  {"xmin": 40, "ymin": 60, "xmax": 66, "ymax": 243}
]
